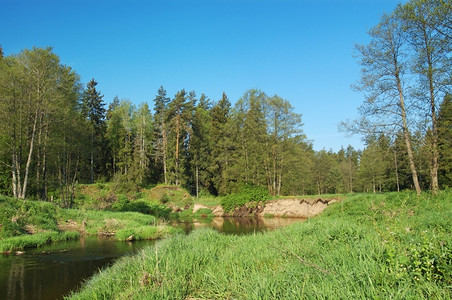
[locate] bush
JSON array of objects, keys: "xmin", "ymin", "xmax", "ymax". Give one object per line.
[
  {"xmin": 221, "ymin": 184, "xmax": 270, "ymax": 212},
  {"xmin": 111, "ymin": 197, "xmax": 171, "ymax": 219}
]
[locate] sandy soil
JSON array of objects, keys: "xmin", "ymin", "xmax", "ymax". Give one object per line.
[{"xmin": 205, "ymin": 198, "xmax": 338, "ymax": 218}]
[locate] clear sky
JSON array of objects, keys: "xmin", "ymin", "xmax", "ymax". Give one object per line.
[{"xmin": 1, "ymin": 0, "xmax": 404, "ymax": 151}]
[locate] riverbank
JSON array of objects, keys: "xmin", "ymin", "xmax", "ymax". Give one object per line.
[
  {"xmin": 68, "ymin": 190, "xmax": 452, "ymax": 299},
  {"xmin": 200, "ymin": 197, "xmax": 339, "ymax": 218},
  {"xmin": 0, "ymin": 195, "xmax": 179, "ymax": 252}
]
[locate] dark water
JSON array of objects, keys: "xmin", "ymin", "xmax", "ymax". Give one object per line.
[
  {"xmin": 174, "ymin": 216, "xmax": 305, "ymax": 235},
  {"xmin": 0, "ymin": 216, "xmax": 305, "ymax": 300},
  {"xmin": 0, "ymin": 237, "xmax": 153, "ymax": 300}
]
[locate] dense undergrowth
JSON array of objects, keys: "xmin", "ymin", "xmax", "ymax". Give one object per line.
[
  {"xmin": 220, "ymin": 184, "xmax": 271, "ymax": 212},
  {"xmin": 68, "ymin": 190, "xmax": 452, "ymax": 299}
]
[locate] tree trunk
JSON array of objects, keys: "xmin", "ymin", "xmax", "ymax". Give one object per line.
[
  {"xmin": 349, "ymin": 158, "xmax": 353, "ymax": 193},
  {"xmin": 394, "ymin": 150, "xmax": 400, "ymax": 192},
  {"xmin": 11, "ymin": 151, "xmax": 20, "ymax": 198},
  {"xmin": 424, "ymin": 30, "xmax": 439, "ymax": 194},
  {"xmin": 277, "ymin": 152, "xmax": 283, "ymax": 196},
  {"xmin": 19, "ymin": 108, "xmax": 39, "ymax": 199},
  {"xmin": 396, "ymin": 74, "xmax": 422, "ymax": 194},
  {"xmin": 90, "ymin": 127, "xmax": 94, "ymax": 184},
  {"xmin": 175, "ymin": 112, "xmax": 180, "ymax": 186},
  {"xmin": 196, "ymin": 165, "xmax": 199, "ymax": 198}
]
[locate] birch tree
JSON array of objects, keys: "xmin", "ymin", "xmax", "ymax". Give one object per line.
[
  {"xmin": 343, "ymin": 13, "xmax": 422, "ymax": 194},
  {"xmin": 0, "ymin": 47, "xmax": 81, "ymax": 199},
  {"xmin": 396, "ymin": 0, "xmax": 452, "ymax": 193}
]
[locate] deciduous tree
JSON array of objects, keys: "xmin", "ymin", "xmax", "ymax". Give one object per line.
[{"xmin": 344, "ymin": 13, "xmax": 422, "ymax": 194}]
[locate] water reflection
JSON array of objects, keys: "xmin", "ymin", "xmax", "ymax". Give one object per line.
[
  {"xmin": 0, "ymin": 237, "xmax": 153, "ymax": 300},
  {"xmin": 174, "ymin": 216, "xmax": 306, "ymax": 235},
  {"xmin": 0, "ymin": 217, "xmax": 305, "ymax": 300}
]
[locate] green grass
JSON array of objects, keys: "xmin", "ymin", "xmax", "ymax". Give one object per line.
[
  {"xmin": 73, "ymin": 183, "xmax": 194, "ymax": 217},
  {"xmin": 67, "ymin": 190, "xmax": 452, "ymax": 299},
  {"xmin": 0, "ymin": 194, "xmax": 59, "ymax": 238},
  {"xmin": 0, "ymin": 231, "xmax": 79, "ymax": 252},
  {"xmin": 0, "ymin": 194, "xmax": 180, "ymax": 251},
  {"xmin": 194, "ymin": 194, "xmax": 221, "ymax": 207},
  {"xmin": 58, "ymin": 209, "xmax": 181, "ymax": 241},
  {"xmin": 0, "ymin": 195, "xmax": 83, "ymax": 251}
]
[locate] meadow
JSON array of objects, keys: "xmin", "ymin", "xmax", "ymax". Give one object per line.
[{"xmin": 67, "ymin": 190, "xmax": 452, "ymax": 299}]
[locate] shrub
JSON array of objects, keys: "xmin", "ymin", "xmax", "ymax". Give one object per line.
[{"xmin": 221, "ymin": 184, "xmax": 270, "ymax": 212}]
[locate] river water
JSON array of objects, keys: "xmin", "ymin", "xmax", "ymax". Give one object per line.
[{"xmin": 0, "ymin": 216, "xmax": 305, "ymax": 300}]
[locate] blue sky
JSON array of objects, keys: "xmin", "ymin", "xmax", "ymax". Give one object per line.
[{"xmin": 1, "ymin": 0, "xmax": 404, "ymax": 151}]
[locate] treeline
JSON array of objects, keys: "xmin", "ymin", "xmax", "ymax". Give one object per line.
[
  {"xmin": 0, "ymin": 47, "xmax": 450, "ymax": 202},
  {"xmin": 0, "ymin": 0, "xmax": 450, "ymax": 202}
]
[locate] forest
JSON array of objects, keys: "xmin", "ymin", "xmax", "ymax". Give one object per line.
[{"xmin": 0, "ymin": 0, "xmax": 450, "ymax": 203}]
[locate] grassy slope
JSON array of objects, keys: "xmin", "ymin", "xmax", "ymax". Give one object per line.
[
  {"xmin": 68, "ymin": 191, "xmax": 452, "ymax": 299},
  {"xmin": 0, "ymin": 195, "xmax": 179, "ymax": 252},
  {"xmin": 0, "ymin": 195, "xmax": 80, "ymax": 252},
  {"xmin": 74, "ymin": 183, "xmax": 194, "ymax": 210}
]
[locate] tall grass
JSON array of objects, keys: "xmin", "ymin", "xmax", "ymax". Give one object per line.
[
  {"xmin": 1, "ymin": 195, "xmax": 179, "ymax": 251},
  {"xmin": 58, "ymin": 209, "xmax": 181, "ymax": 240},
  {"xmin": 68, "ymin": 190, "xmax": 452, "ymax": 299},
  {"xmin": 0, "ymin": 231, "xmax": 79, "ymax": 252}
]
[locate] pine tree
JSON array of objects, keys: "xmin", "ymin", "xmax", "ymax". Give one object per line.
[
  {"xmin": 209, "ymin": 92, "xmax": 231, "ymax": 195},
  {"xmin": 81, "ymin": 79, "xmax": 106, "ymax": 183},
  {"xmin": 152, "ymin": 86, "xmax": 170, "ymax": 184},
  {"xmin": 188, "ymin": 94, "xmax": 212, "ymax": 197},
  {"xmin": 166, "ymin": 89, "xmax": 193, "ymax": 186}
]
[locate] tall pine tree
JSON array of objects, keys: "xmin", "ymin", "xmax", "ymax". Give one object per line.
[{"xmin": 81, "ymin": 79, "xmax": 106, "ymax": 183}]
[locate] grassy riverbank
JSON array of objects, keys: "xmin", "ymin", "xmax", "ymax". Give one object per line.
[
  {"xmin": 0, "ymin": 195, "xmax": 179, "ymax": 252},
  {"xmin": 68, "ymin": 191, "xmax": 451, "ymax": 299}
]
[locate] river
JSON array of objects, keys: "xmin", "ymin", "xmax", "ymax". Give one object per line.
[{"xmin": 0, "ymin": 216, "xmax": 305, "ymax": 300}]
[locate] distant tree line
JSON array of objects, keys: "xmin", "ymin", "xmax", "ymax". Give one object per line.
[{"xmin": 0, "ymin": 0, "xmax": 450, "ymax": 202}]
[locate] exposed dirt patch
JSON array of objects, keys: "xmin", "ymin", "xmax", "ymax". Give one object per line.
[
  {"xmin": 209, "ymin": 198, "xmax": 338, "ymax": 218},
  {"xmin": 192, "ymin": 204, "xmax": 210, "ymax": 213},
  {"xmin": 57, "ymin": 219, "xmax": 86, "ymax": 233},
  {"xmin": 260, "ymin": 198, "xmax": 336, "ymax": 218}
]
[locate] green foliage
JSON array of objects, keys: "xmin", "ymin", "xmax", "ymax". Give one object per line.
[
  {"xmin": 0, "ymin": 195, "xmax": 82, "ymax": 251},
  {"xmin": 384, "ymin": 232, "xmax": 452, "ymax": 284},
  {"xmin": 112, "ymin": 198, "xmax": 171, "ymax": 219},
  {"xmin": 220, "ymin": 184, "xmax": 270, "ymax": 212}
]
